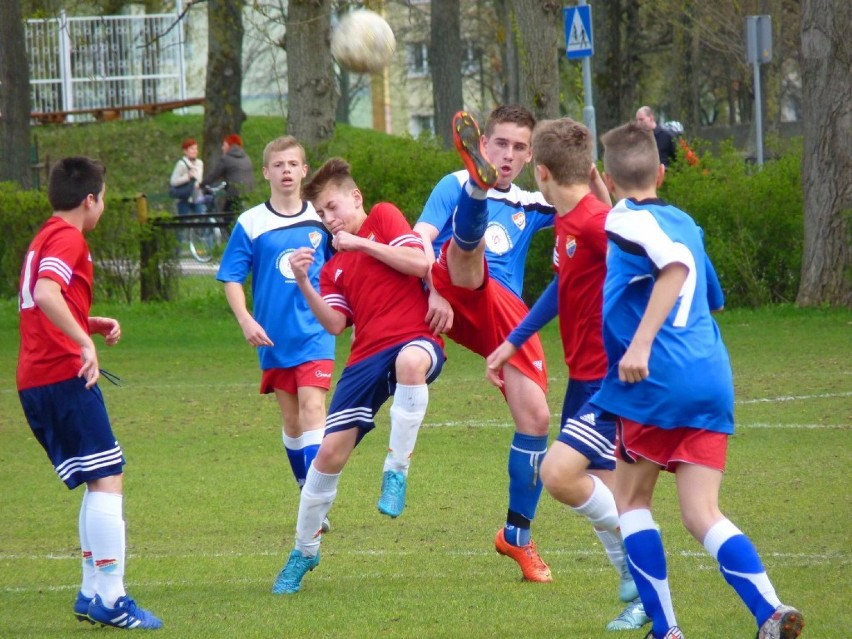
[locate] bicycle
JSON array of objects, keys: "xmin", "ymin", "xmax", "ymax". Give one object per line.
[{"xmin": 187, "ymin": 183, "xmax": 229, "ymax": 263}]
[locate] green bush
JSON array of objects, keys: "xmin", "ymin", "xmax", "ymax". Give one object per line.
[
  {"xmin": 319, "ymin": 127, "xmax": 460, "ymax": 224},
  {"xmin": 0, "ymin": 183, "xmax": 51, "ymax": 299},
  {"xmin": 0, "ymin": 185, "xmax": 178, "ymax": 303},
  {"xmin": 20, "ymin": 116, "xmax": 805, "ymax": 308},
  {"xmin": 660, "ymin": 138, "xmax": 803, "ymax": 307}
]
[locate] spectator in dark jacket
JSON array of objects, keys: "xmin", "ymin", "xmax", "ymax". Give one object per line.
[
  {"xmin": 202, "ymin": 134, "xmax": 256, "ymax": 212},
  {"xmin": 635, "ymin": 106, "xmax": 677, "ymax": 167}
]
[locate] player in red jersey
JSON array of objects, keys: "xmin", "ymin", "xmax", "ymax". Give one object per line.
[
  {"xmin": 486, "ymin": 118, "xmax": 648, "ymax": 631},
  {"xmin": 272, "ymin": 158, "xmax": 445, "ymax": 595},
  {"xmin": 17, "ymin": 157, "xmax": 162, "ymax": 629}
]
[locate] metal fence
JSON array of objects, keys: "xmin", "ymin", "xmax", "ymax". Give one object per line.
[{"xmin": 26, "ymin": 9, "xmax": 187, "ymax": 122}]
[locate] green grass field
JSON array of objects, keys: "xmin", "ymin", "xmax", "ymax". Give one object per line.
[{"xmin": 0, "ymin": 278, "xmax": 849, "ymax": 638}]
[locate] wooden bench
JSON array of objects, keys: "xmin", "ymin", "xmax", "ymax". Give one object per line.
[{"xmin": 31, "ymin": 97, "xmax": 205, "ymax": 125}]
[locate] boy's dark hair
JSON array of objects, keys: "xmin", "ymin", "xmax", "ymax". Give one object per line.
[
  {"xmin": 302, "ymin": 157, "xmax": 356, "ymax": 203},
  {"xmin": 532, "ymin": 118, "xmax": 593, "ymax": 186},
  {"xmin": 47, "ymin": 157, "xmax": 106, "ymax": 212},
  {"xmin": 484, "ymin": 104, "xmax": 536, "ymax": 137},
  {"xmin": 600, "ymin": 122, "xmax": 659, "ymax": 190}
]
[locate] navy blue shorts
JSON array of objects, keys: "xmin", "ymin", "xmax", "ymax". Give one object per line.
[
  {"xmin": 325, "ymin": 338, "xmax": 444, "ymax": 446},
  {"xmin": 19, "ymin": 377, "xmax": 125, "ymax": 490},
  {"xmin": 556, "ymin": 378, "xmax": 616, "ymax": 471}
]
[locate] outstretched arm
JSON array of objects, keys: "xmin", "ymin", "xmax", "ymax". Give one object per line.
[{"xmin": 486, "ymin": 278, "xmax": 558, "ymax": 387}]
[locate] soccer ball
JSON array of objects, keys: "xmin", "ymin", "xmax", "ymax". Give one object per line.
[{"xmin": 331, "ymin": 9, "xmax": 396, "ymax": 74}]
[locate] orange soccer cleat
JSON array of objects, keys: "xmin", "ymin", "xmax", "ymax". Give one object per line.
[{"xmin": 494, "ymin": 528, "xmax": 553, "ymax": 583}]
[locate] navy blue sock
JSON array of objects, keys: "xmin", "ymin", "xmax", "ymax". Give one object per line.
[
  {"xmin": 452, "ymin": 186, "xmax": 488, "ymax": 251},
  {"xmin": 504, "ymin": 432, "xmax": 547, "ymax": 546}
]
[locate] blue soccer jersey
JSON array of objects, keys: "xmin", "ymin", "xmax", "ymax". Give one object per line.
[
  {"xmin": 217, "ymin": 200, "xmax": 335, "ymax": 370},
  {"xmin": 417, "ymin": 171, "xmax": 555, "ymax": 298},
  {"xmin": 591, "ymin": 198, "xmax": 734, "ymax": 433}
]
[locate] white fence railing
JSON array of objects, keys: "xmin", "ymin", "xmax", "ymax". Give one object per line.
[{"xmin": 26, "ymin": 9, "xmax": 187, "ymax": 122}]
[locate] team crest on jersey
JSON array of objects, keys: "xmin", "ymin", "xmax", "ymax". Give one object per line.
[
  {"xmin": 308, "ymin": 231, "xmax": 322, "ymax": 248},
  {"xmin": 277, "ymin": 249, "xmax": 297, "ymax": 280},
  {"xmin": 565, "ymin": 235, "xmax": 577, "ymax": 258},
  {"xmin": 485, "ymin": 222, "xmax": 513, "ymax": 255},
  {"xmin": 512, "ymin": 212, "xmax": 526, "ymax": 230}
]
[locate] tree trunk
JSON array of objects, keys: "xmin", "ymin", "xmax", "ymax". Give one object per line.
[
  {"xmin": 431, "ymin": 0, "xmax": 463, "ymax": 147},
  {"xmin": 594, "ymin": 1, "xmax": 642, "ymax": 136},
  {"xmin": 796, "ymin": 0, "xmax": 852, "ymax": 307},
  {"xmin": 286, "ymin": 0, "xmax": 337, "ymax": 150},
  {"xmin": 203, "ymin": 0, "xmax": 246, "ymax": 171},
  {"xmin": 0, "ymin": 1, "xmax": 32, "ymax": 188},
  {"xmin": 509, "ymin": 0, "xmax": 561, "ymax": 121}
]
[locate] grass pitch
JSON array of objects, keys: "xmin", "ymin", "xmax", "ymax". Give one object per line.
[{"xmin": 0, "ymin": 280, "xmax": 849, "ymax": 638}]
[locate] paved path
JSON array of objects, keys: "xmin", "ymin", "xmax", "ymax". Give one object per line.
[{"xmin": 179, "ymin": 258, "xmax": 219, "ymax": 275}]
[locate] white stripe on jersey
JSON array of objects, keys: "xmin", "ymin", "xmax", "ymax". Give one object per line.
[
  {"xmin": 39, "ymin": 257, "xmax": 72, "ymax": 283},
  {"xmin": 389, "ymin": 234, "xmax": 423, "ymax": 248},
  {"xmin": 323, "ymin": 294, "xmax": 350, "ymax": 314}
]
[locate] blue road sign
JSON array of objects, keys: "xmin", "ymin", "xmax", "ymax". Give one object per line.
[{"xmin": 564, "ymin": 5, "xmax": 593, "ymax": 59}]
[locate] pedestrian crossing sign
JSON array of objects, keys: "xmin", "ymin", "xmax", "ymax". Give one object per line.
[{"xmin": 564, "ymin": 5, "xmax": 594, "ymax": 59}]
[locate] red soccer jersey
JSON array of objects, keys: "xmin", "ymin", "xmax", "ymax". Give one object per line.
[
  {"xmin": 17, "ymin": 216, "xmax": 94, "ymax": 390},
  {"xmin": 320, "ymin": 203, "xmax": 443, "ymax": 366},
  {"xmin": 553, "ymin": 192, "xmax": 609, "ymax": 380}
]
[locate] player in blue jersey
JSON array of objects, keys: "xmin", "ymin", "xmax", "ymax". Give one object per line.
[
  {"xmin": 217, "ymin": 136, "xmax": 335, "ymax": 531},
  {"xmin": 409, "ymin": 105, "xmax": 558, "ymax": 582},
  {"xmin": 592, "ymin": 122, "xmax": 804, "ymax": 639}
]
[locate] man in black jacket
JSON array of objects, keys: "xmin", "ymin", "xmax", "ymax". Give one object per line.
[
  {"xmin": 635, "ymin": 106, "xmax": 677, "ymax": 167},
  {"xmin": 202, "ymin": 134, "xmax": 257, "ymax": 212}
]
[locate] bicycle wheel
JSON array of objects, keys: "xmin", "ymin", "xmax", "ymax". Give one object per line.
[{"xmin": 188, "ymin": 220, "xmax": 222, "ymax": 263}]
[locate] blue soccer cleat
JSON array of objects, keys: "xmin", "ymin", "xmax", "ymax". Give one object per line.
[
  {"xmin": 618, "ymin": 560, "xmax": 639, "ymax": 602},
  {"xmin": 606, "ymin": 596, "xmax": 651, "ymax": 631},
  {"xmin": 272, "ymin": 548, "xmax": 320, "ymax": 595},
  {"xmin": 73, "ymin": 591, "xmax": 94, "ymax": 624},
  {"xmin": 377, "ymin": 470, "xmax": 407, "ymax": 518},
  {"xmin": 88, "ymin": 594, "xmax": 163, "ymax": 629}
]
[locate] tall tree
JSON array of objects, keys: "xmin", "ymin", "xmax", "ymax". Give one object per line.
[
  {"xmin": 203, "ymin": 0, "xmax": 246, "ymax": 171},
  {"xmin": 508, "ymin": 0, "xmax": 561, "ymax": 121},
  {"xmin": 285, "ymin": 0, "xmax": 336, "ymax": 149},
  {"xmin": 796, "ymin": 0, "xmax": 851, "ymax": 307},
  {"xmin": 593, "ymin": 0, "xmax": 642, "ymax": 135},
  {"xmin": 0, "ymin": 1, "xmax": 33, "ymax": 188},
  {"xmin": 430, "ymin": 0, "xmax": 463, "ymax": 146}
]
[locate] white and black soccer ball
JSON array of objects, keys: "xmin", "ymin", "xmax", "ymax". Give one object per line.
[{"xmin": 331, "ymin": 9, "xmax": 396, "ymax": 74}]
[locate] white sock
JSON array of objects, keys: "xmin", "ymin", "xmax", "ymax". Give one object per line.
[
  {"xmin": 384, "ymin": 384, "xmax": 428, "ymax": 475},
  {"xmin": 85, "ymin": 491, "xmax": 126, "ymax": 607},
  {"xmin": 571, "ymin": 474, "xmax": 625, "ymax": 573},
  {"xmin": 78, "ymin": 489, "xmax": 96, "ymax": 598},
  {"xmin": 465, "ymin": 181, "xmax": 488, "ymax": 200},
  {"xmin": 295, "ymin": 465, "xmax": 339, "ymax": 556}
]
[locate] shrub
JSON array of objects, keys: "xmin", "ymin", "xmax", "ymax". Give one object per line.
[
  {"xmin": 660, "ymin": 138, "xmax": 803, "ymax": 307},
  {"xmin": 0, "ymin": 185, "xmax": 178, "ymax": 303}
]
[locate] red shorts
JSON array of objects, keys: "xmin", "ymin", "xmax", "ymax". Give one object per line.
[
  {"xmin": 615, "ymin": 417, "xmax": 728, "ymax": 473},
  {"xmin": 431, "ymin": 246, "xmax": 548, "ymax": 393},
  {"xmin": 260, "ymin": 360, "xmax": 334, "ymax": 395}
]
